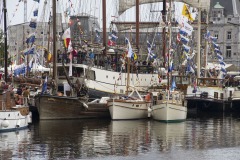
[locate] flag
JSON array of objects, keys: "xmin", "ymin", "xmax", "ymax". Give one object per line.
[
  {"xmin": 41, "ymin": 76, "xmax": 48, "ymax": 95},
  {"xmin": 107, "ymin": 39, "xmax": 115, "ymax": 46},
  {"xmin": 95, "ymin": 30, "xmax": 101, "ymax": 43},
  {"xmin": 24, "ymin": 47, "xmax": 35, "ymax": 55},
  {"xmin": 69, "ymin": 52, "xmax": 72, "ymax": 76},
  {"xmin": 180, "ymin": 35, "xmax": 189, "ymax": 44},
  {"xmin": 29, "ymin": 18, "xmax": 37, "ymax": 28},
  {"xmin": 216, "ymin": 53, "xmax": 223, "ymax": 61},
  {"xmin": 210, "ymin": 36, "xmax": 217, "ymax": 42},
  {"xmin": 182, "ymin": 4, "xmax": 194, "ymax": 21},
  {"xmin": 171, "ymin": 77, "xmax": 176, "ymax": 91},
  {"xmin": 125, "ymin": 38, "xmax": 133, "ymax": 58},
  {"xmin": 26, "ymin": 33, "xmax": 35, "ymax": 44},
  {"xmin": 221, "ymin": 67, "xmax": 226, "ymax": 73},
  {"xmin": 62, "ymin": 28, "xmax": 71, "ymax": 48},
  {"xmin": 176, "ymin": 33, "xmax": 181, "ymax": 43},
  {"xmin": 133, "ymin": 53, "xmax": 138, "ymax": 60},
  {"xmin": 33, "ymin": 0, "xmax": 40, "ymax": 3},
  {"xmin": 212, "ymin": 42, "xmax": 219, "ymax": 49},
  {"xmin": 204, "ymin": 30, "xmax": 210, "ymax": 40},
  {"xmin": 168, "ymin": 60, "xmax": 173, "ymax": 72},
  {"xmin": 183, "ymin": 44, "xmax": 190, "ymax": 53},
  {"xmin": 219, "ymin": 61, "xmax": 226, "ymax": 66},
  {"xmin": 33, "ymin": 9, "xmax": 38, "ymax": 16},
  {"xmin": 214, "ymin": 48, "xmax": 222, "ymax": 54},
  {"xmin": 110, "ymin": 33, "xmax": 118, "ymax": 41},
  {"xmin": 179, "ymin": 28, "xmax": 188, "ymax": 36},
  {"xmin": 183, "ymin": 21, "xmax": 193, "ymax": 35},
  {"xmin": 47, "ymin": 53, "xmax": 52, "ymax": 62}
]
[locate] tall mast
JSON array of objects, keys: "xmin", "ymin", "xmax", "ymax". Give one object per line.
[
  {"xmin": 136, "ymin": 0, "xmax": 139, "ymax": 51},
  {"xmin": 102, "ymin": 0, "xmax": 107, "ymax": 55},
  {"xmin": 168, "ymin": 0, "xmax": 172, "ymax": 91},
  {"xmin": 52, "ymin": 0, "xmax": 57, "ymax": 81},
  {"xmin": 197, "ymin": 8, "xmax": 201, "ymax": 78},
  {"xmin": 162, "ymin": 0, "xmax": 166, "ymax": 68},
  {"xmin": 3, "ymin": 0, "xmax": 7, "ymax": 82}
]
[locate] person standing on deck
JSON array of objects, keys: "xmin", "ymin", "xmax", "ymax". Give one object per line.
[{"xmin": 22, "ymin": 87, "xmax": 30, "ymax": 106}]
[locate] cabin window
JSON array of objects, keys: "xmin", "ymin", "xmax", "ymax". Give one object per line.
[
  {"xmin": 120, "ymin": 89, "xmax": 124, "ymax": 94},
  {"xmin": 86, "ymin": 69, "xmax": 95, "ymax": 80},
  {"xmin": 214, "ymin": 92, "xmax": 218, "ymax": 99}
]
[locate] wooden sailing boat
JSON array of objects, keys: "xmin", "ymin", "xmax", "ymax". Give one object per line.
[
  {"xmin": 151, "ymin": 0, "xmax": 187, "ymax": 122},
  {"xmin": 106, "ymin": 38, "xmax": 151, "ymax": 120},
  {"xmin": 35, "ymin": 0, "xmax": 110, "ymax": 120},
  {"xmin": 0, "ymin": 0, "xmax": 32, "ymax": 132}
]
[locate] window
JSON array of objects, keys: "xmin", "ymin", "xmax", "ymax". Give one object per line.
[
  {"xmin": 226, "ymin": 46, "xmax": 231, "ymax": 58},
  {"xmin": 214, "ymin": 31, "xmax": 219, "ymax": 39},
  {"xmin": 227, "ymin": 31, "xmax": 231, "ymax": 39},
  {"xmin": 228, "ymin": 18, "xmax": 231, "ymax": 21}
]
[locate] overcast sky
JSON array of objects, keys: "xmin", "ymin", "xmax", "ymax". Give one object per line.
[{"xmin": 3, "ymin": 0, "xmax": 185, "ymax": 29}]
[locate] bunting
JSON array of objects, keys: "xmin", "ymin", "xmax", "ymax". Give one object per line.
[{"xmin": 182, "ymin": 4, "xmax": 194, "ymax": 21}]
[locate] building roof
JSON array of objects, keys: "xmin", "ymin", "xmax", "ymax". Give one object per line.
[
  {"xmin": 214, "ymin": 2, "xmax": 224, "ymax": 9},
  {"xmin": 210, "ymin": 0, "xmax": 240, "ymax": 17}
]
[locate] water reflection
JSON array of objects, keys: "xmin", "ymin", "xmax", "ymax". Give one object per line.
[{"xmin": 0, "ymin": 115, "xmax": 240, "ymax": 159}]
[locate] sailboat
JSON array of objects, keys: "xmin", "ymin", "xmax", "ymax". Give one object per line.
[
  {"xmin": 106, "ymin": 38, "xmax": 151, "ymax": 120},
  {"xmin": 0, "ymin": 0, "xmax": 32, "ymax": 132},
  {"xmin": 151, "ymin": 0, "xmax": 187, "ymax": 122},
  {"xmin": 34, "ymin": 0, "xmax": 111, "ymax": 120}
]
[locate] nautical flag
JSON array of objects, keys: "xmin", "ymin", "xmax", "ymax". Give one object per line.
[
  {"xmin": 182, "ymin": 4, "xmax": 194, "ymax": 21},
  {"xmin": 219, "ymin": 61, "xmax": 226, "ymax": 66},
  {"xmin": 179, "ymin": 28, "xmax": 188, "ymax": 36},
  {"xmin": 33, "ymin": 9, "xmax": 38, "ymax": 16},
  {"xmin": 204, "ymin": 30, "xmax": 210, "ymax": 40},
  {"xmin": 180, "ymin": 35, "xmax": 189, "ymax": 45},
  {"xmin": 216, "ymin": 53, "xmax": 223, "ymax": 61},
  {"xmin": 210, "ymin": 36, "xmax": 217, "ymax": 42},
  {"xmin": 62, "ymin": 28, "xmax": 71, "ymax": 48},
  {"xmin": 183, "ymin": 44, "xmax": 190, "ymax": 53},
  {"xmin": 28, "ymin": 57, "xmax": 34, "ymax": 69},
  {"xmin": 29, "ymin": 18, "xmax": 37, "ymax": 28},
  {"xmin": 171, "ymin": 77, "xmax": 176, "ymax": 91},
  {"xmin": 41, "ymin": 76, "xmax": 48, "ymax": 95},
  {"xmin": 26, "ymin": 33, "xmax": 35, "ymax": 44},
  {"xmin": 168, "ymin": 60, "xmax": 173, "ymax": 72},
  {"xmin": 24, "ymin": 47, "xmax": 35, "ymax": 55},
  {"xmin": 176, "ymin": 33, "xmax": 181, "ymax": 43},
  {"xmin": 183, "ymin": 21, "xmax": 193, "ymax": 35},
  {"xmin": 33, "ymin": 0, "xmax": 40, "ymax": 3},
  {"xmin": 69, "ymin": 52, "xmax": 72, "ymax": 76},
  {"xmin": 110, "ymin": 33, "xmax": 118, "ymax": 42},
  {"xmin": 212, "ymin": 42, "xmax": 219, "ymax": 49},
  {"xmin": 95, "ymin": 30, "xmax": 101, "ymax": 43},
  {"xmin": 221, "ymin": 67, "xmax": 227, "ymax": 73},
  {"xmin": 125, "ymin": 37, "xmax": 133, "ymax": 58},
  {"xmin": 214, "ymin": 48, "xmax": 222, "ymax": 54},
  {"xmin": 107, "ymin": 39, "xmax": 115, "ymax": 46}
]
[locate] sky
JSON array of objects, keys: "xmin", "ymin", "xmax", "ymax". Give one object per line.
[{"xmin": 3, "ymin": 0, "xmax": 186, "ymax": 29}]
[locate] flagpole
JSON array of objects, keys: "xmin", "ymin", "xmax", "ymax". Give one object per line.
[{"xmin": 197, "ymin": 7, "xmax": 201, "ymax": 79}]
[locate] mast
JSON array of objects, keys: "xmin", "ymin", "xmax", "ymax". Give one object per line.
[
  {"xmin": 102, "ymin": 0, "xmax": 107, "ymax": 55},
  {"xmin": 52, "ymin": 0, "xmax": 57, "ymax": 81},
  {"xmin": 168, "ymin": 0, "xmax": 172, "ymax": 91},
  {"xmin": 204, "ymin": 12, "xmax": 209, "ymax": 78},
  {"xmin": 197, "ymin": 8, "xmax": 201, "ymax": 79},
  {"xmin": 162, "ymin": 0, "xmax": 166, "ymax": 68},
  {"xmin": 3, "ymin": 0, "xmax": 7, "ymax": 82},
  {"xmin": 136, "ymin": 0, "xmax": 139, "ymax": 51}
]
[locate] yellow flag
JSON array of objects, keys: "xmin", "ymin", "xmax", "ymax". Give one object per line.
[
  {"xmin": 182, "ymin": 4, "xmax": 194, "ymax": 21},
  {"xmin": 134, "ymin": 53, "xmax": 138, "ymax": 60},
  {"xmin": 48, "ymin": 53, "xmax": 52, "ymax": 62}
]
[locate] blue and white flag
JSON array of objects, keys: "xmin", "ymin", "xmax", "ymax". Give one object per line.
[
  {"xmin": 214, "ymin": 48, "xmax": 222, "ymax": 54},
  {"xmin": 26, "ymin": 33, "xmax": 35, "ymax": 44},
  {"xmin": 171, "ymin": 77, "xmax": 177, "ymax": 91},
  {"xmin": 126, "ymin": 37, "xmax": 133, "ymax": 58},
  {"xmin": 210, "ymin": 36, "xmax": 217, "ymax": 42},
  {"xmin": 33, "ymin": 0, "xmax": 40, "ymax": 2},
  {"xmin": 212, "ymin": 42, "xmax": 219, "ymax": 49},
  {"xmin": 24, "ymin": 47, "xmax": 35, "ymax": 55},
  {"xmin": 33, "ymin": 9, "xmax": 38, "ymax": 16},
  {"xmin": 168, "ymin": 60, "xmax": 174, "ymax": 72},
  {"xmin": 219, "ymin": 61, "xmax": 226, "ymax": 66},
  {"xmin": 180, "ymin": 35, "xmax": 189, "ymax": 45},
  {"xmin": 95, "ymin": 30, "xmax": 101, "ymax": 43},
  {"xmin": 41, "ymin": 76, "xmax": 48, "ymax": 95},
  {"xmin": 179, "ymin": 28, "xmax": 189, "ymax": 36},
  {"xmin": 183, "ymin": 44, "xmax": 190, "ymax": 53},
  {"xmin": 29, "ymin": 18, "xmax": 37, "ymax": 28},
  {"xmin": 221, "ymin": 67, "xmax": 227, "ymax": 73},
  {"xmin": 216, "ymin": 53, "xmax": 223, "ymax": 61},
  {"xmin": 204, "ymin": 30, "xmax": 210, "ymax": 40}
]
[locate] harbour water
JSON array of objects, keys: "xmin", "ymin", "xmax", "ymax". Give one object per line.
[{"xmin": 1, "ymin": 113, "xmax": 240, "ymax": 160}]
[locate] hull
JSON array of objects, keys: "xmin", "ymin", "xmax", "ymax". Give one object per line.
[
  {"xmin": 151, "ymin": 102, "xmax": 187, "ymax": 122},
  {"xmin": 35, "ymin": 95, "xmax": 110, "ymax": 120},
  {"xmin": 107, "ymin": 99, "xmax": 150, "ymax": 120},
  {"xmin": 0, "ymin": 110, "xmax": 31, "ymax": 132}
]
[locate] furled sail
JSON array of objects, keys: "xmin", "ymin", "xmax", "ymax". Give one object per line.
[{"xmin": 118, "ymin": 0, "xmax": 210, "ymax": 15}]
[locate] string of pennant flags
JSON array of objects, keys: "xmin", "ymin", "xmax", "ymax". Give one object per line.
[{"xmin": 205, "ymin": 30, "xmax": 227, "ymax": 77}]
